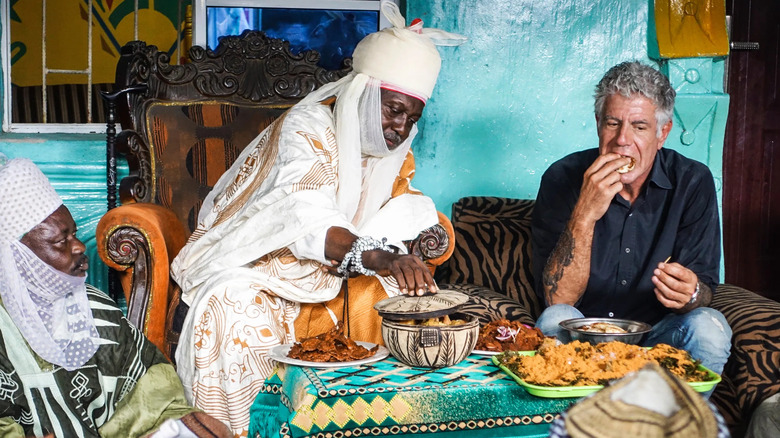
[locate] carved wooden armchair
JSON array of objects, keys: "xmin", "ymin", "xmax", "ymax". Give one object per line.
[{"xmin": 96, "ymin": 31, "xmax": 452, "ymax": 359}]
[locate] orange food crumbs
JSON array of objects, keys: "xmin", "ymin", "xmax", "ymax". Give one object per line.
[{"xmin": 498, "ymin": 338, "xmax": 711, "ymax": 386}]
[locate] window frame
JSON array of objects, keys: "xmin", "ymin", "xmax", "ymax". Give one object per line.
[
  {"xmin": 192, "ymin": 0, "xmax": 399, "ymax": 48},
  {"xmin": 1, "ymin": 1, "xmax": 106, "ymax": 134}
]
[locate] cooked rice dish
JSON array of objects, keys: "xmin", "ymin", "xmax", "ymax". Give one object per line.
[{"xmin": 498, "ymin": 338, "xmax": 712, "ymax": 386}]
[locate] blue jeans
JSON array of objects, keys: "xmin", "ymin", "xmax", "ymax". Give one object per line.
[{"xmin": 536, "ymin": 304, "xmax": 732, "ymax": 397}]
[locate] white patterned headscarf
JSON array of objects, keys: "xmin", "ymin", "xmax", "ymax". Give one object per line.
[{"xmin": 0, "ymin": 158, "xmax": 99, "ymax": 371}]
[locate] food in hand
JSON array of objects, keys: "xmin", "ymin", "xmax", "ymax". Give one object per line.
[
  {"xmin": 288, "ymin": 324, "xmax": 377, "ymax": 362},
  {"xmin": 497, "ymin": 338, "xmax": 712, "ymax": 386},
  {"xmin": 617, "ymin": 156, "xmax": 636, "ymax": 174},
  {"xmin": 475, "ymin": 319, "xmax": 545, "ymax": 352},
  {"xmin": 577, "ymin": 321, "xmax": 627, "ymax": 334}
]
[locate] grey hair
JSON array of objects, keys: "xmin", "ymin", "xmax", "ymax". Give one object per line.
[{"xmin": 594, "ymin": 61, "xmax": 676, "ymax": 137}]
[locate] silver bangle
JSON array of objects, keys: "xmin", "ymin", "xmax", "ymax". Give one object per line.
[
  {"xmin": 337, "ymin": 236, "xmax": 392, "ymax": 277},
  {"xmin": 689, "ymin": 281, "xmax": 701, "ymax": 305}
]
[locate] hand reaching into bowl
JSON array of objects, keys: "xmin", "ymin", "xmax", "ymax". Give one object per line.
[{"xmin": 323, "ymin": 227, "xmax": 438, "ymax": 296}]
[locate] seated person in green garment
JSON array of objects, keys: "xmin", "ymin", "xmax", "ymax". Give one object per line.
[{"xmin": 0, "ymin": 158, "xmax": 231, "ymax": 438}]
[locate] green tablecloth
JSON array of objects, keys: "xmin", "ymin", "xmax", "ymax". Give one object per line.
[{"xmin": 250, "ymin": 354, "xmax": 577, "ymax": 438}]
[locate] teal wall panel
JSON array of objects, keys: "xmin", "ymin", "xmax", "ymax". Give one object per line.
[
  {"xmin": 405, "ymin": 0, "xmax": 727, "ymax": 279},
  {"xmin": 662, "ymin": 57, "xmax": 729, "ymax": 278}
]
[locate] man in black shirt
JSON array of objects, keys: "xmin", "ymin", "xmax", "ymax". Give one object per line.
[{"xmin": 531, "ymin": 61, "xmax": 731, "ymax": 381}]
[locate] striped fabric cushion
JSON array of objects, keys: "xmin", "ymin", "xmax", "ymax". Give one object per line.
[
  {"xmin": 440, "ymin": 283, "xmax": 536, "ymax": 327},
  {"xmin": 710, "ymin": 284, "xmax": 780, "ymax": 431}
]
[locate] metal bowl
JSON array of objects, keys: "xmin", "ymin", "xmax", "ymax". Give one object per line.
[{"xmin": 559, "ymin": 318, "xmax": 652, "ymax": 345}]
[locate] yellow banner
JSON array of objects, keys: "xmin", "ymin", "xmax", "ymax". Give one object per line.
[{"xmin": 11, "ymin": 0, "xmax": 186, "ymax": 87}]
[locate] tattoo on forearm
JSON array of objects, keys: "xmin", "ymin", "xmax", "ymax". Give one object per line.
[{"xmin": 543, "ymin": 228, "xmax": 575, "ymax": 304}]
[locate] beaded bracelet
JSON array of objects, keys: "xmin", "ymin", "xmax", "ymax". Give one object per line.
[{"xmin": 338, "ymin": 236, "xmax": 393, "ymax": 277}]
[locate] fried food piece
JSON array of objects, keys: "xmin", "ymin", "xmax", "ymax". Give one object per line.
[
  {"xmin": 617, "ymin": 156, "xmax": 636, "ymax": 174},
  {"xmin": 475, "ymin": 319, "xmax": 545, "ymax": 352},
  {"xmin": 288, "ymin": 324, "xmax": 378, "ymax": 362},
  {"xmin": 578, "ymin": 322, "xmax": 627, "ymax": 333},
  {"xmin": 498, "ymin": 340, "xmax": 712, "ymax": 386}
]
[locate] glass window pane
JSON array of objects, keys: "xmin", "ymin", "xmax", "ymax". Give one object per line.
[{"xmin": 207, "ymin": 7, "xmax": 378, "ymax": 70}]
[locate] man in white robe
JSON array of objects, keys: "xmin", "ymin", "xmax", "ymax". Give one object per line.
[{"xmin": 170, "ymin": 1, "xmax": 465, "ymax": 435}]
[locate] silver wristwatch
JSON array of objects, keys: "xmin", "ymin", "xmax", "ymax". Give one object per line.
[{"xmin": 689, "ymin": 281, "xmax": 701, "ymax": 305}]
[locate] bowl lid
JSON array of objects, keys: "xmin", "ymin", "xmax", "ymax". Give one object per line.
[{"xmin": 373, "ymin": 290, "xmax": 470, "ymax": 320}]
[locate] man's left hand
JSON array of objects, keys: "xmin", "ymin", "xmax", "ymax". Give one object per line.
[{"xmin": 651, "ymin": 261, "xmax": 699, "ymax": 311}]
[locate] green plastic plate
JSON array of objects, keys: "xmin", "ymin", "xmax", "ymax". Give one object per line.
[{"xmin": 492, "ymin": 352, "xmax": 721, "ymax": 398}]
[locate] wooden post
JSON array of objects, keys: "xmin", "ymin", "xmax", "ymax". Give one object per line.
[{"xmin": 100, "ymin": 84, "xmax": 147, "ymax": 302}]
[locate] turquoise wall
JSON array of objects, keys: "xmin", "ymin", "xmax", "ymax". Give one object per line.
[{"xmin": 406, "ymin": 0, "xmax": 727, "ymax": 278}]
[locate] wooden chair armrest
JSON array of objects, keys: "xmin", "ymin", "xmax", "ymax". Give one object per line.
[
  {"xmin": 407, "ymin": 211, "xmax": 455, "ymax": 266},
  {"xmin": 96, "ymin": 203, "xmax": 188, "ymax": 355}
]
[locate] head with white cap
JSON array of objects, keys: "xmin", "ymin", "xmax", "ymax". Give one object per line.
[
  {"xmin": 344, "ymin": 0, "xmax": 466, "ymax": 155},
  {"xmin": 0, "ymin": 158, "xmax": 98, "ymax": 371},
  {"xmin": 298, "ymin": 1, "xmax": 464, "ymax": 220},
  {"xmin": 0, "ymin": 158, "xmax": 88, "ymax": 276}
]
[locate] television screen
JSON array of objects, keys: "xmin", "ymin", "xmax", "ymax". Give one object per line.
[{"xmin": 206, "ymin": 7, "xmax": 379, "ymax": 70}]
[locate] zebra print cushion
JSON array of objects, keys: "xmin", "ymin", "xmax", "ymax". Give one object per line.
[
  {"xmin": 710, "ymin": 283, "xmax": 780, "ymax": 432},
  {"xmin": 435, "ymin": 197, "xmax": 542, "ymax": 319},
  {"xmin": 439, "ymin": 283, "xmax": 535, "ymax": 326}
]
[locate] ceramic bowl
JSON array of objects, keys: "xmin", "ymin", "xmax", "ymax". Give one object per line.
[
  {"xmin": 559, "ymin": 317, "xmax": 652, "ymax": 345},
  {"xmin": 381, "ymin": 313, "xmax": 479, "ymax": 368}
]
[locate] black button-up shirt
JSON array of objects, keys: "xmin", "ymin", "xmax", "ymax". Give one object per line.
[{"xmin": 532, "ymin": 148, "xmax": 720, "ymax": 324}]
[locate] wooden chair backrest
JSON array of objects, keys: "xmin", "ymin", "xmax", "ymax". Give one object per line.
[{"xmin": 111, "ymin": 30, "xmax": 351, "ymax": 232}]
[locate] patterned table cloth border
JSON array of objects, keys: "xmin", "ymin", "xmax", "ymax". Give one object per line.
[{"xmin": 250, "ymin": 355, "xmax": 575, "ymax": 438}]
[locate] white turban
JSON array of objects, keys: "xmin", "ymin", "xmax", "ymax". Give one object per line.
[
  {"xmin": 352, "ymin": 1, "xmax": 466, "ymax": 102},
  {"xmin": 0, "ymin": 158, "xmax": 63, "ymax": 243},
  {"xmin": 0, "ymin": 158, "xmax": 99, "ymax": 371}
]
